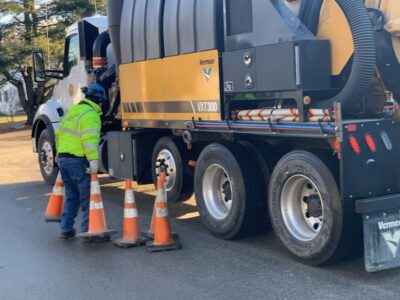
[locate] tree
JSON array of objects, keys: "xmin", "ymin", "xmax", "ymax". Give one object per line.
[{"xmin": 0, "ymin": 0, "xmax": 106, "ymax": 124}]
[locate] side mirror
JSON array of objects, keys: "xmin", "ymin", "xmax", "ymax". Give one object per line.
[{"xmin": 33, "ymin": 51, "xmax": 46, "ymax": 82}]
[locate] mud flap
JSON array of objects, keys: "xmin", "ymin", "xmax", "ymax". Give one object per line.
[{"xmin": 363, "ymin": 209, "xmax": 400, "ymax": 272}]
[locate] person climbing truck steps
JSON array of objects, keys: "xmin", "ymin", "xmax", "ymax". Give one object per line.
[
  {"xmin": 31, "ymin": 0, "xmax": 400, "ymax": 272},
  {"xmin": 55, "ymin": 84, "xmax": 105, "ymax": 239}
]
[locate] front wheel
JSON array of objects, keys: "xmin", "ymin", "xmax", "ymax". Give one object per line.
[
  {"xmin": 38, "ymin": 128, "xmax": 58, "ymax": 184},
  {"xmin": 269, "ymin": 150, "xmax": 359, "ymax": 265},
  {"xmin": 151, "ymin": 136, "xmax": 194, "ymax": 203}
]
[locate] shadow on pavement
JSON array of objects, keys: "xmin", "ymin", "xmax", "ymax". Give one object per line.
[{"xmin": 0, "ymin": 177, "xmax": 201, "ymax": 229}]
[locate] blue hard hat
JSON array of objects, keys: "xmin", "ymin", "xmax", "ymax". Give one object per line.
[{"xmin": 82, "ymin": 83, "xmax": 106, "ymax": 101}]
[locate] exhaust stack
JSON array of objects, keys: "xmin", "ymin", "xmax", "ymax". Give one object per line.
[{"xmin": 107, "ymin": 0, "xmax": 124, "ymax": 68}]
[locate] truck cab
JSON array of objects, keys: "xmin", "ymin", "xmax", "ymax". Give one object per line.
[{"xmin": 32, "ymin": 16, "xmax": 109, "ymax": 183}]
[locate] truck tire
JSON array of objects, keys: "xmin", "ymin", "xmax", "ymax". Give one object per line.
[
  {"xmin": 38, "ymin": 128, "xmax": 58, "ymax": 185},
  {"xmin": 238, "ymin": 141, "xmax": 272, "ymax": 232},
  {"xmin": 194, "ymin": 142, "xmax": 263, "ymax": 239},
  {"xmin": 151, "ymin": 136, "xmax": 193, "ymax": 203},
  {"xmin": 268, "ymin": 150, "xmax": 356, "ymax": 265}
]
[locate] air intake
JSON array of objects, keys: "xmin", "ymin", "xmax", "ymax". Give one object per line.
[{"xmin": 226, "ymin": 0, "xmax": 253, "ymax": 36}]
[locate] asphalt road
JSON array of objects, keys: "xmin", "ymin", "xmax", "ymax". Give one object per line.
[{"xmin": 1, "ymin": 129, "xmax": 400, "ymax": 300}]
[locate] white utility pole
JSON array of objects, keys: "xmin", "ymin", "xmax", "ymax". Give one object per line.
[
  {"xmin": 45, "ymin": 0, "xmax": 50, "ymax": 68},
  {"xmin": 93, "ymin": 0, "xmax": 98, "ymax": 14}
]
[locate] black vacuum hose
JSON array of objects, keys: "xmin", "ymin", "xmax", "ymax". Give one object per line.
[
  {"xmin": 299, "ymin": 0, "xmax": 323, "ymax": 35},
  {"xmin": 93, "ymin": 31, "xmax": 111, "ymax": 59},
  {"xmin": 317, "ymin": 0, "xmax": 376, "ymax": 116}
]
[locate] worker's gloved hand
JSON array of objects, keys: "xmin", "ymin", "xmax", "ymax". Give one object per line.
[{"xmin": 89, "ymin": 160, "xmax": 99, "ymax": 174}]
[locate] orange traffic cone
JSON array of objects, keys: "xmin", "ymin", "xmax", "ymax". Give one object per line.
[
  {"xmin": 143, "ymin": 187, "xmax": 177, "ymax": 240},
  {"xmin": 113, "ymin": 180, "xmax": 147, "ymax": 248},
  {"xmin": 142, "ymin": 207, "xmax": 155, "ymax": 240},
  {"xmin": 44, "ymin": 172, "xmax": 64, "ymax": 223},
  {"xmin": 143, "ymin": 165, "xmax": 174, "ymax": 240},
  {"xmin": 146, "ymin": 169, "xmax": 181, "ymax": 252},
  {"xmin": 77, "ymin": 173, "xmax": 116, "ymax": 242}
]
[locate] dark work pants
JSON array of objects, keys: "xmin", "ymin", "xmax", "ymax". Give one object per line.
[{"xmin": 58, "ymin": 157, "xmax": 90, "ymax": 233}]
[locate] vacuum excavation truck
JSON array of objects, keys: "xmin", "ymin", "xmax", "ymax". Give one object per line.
[{"xmin": 31, "ymin": 0, "xmax": 400, "ymax": 272}]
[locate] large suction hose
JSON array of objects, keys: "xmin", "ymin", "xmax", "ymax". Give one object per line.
[
  {"xmin": 107, "ymin": 0, "xmax": 124, "ymax": 68},
  {"xmin": 299, "ymin": 0, "xmax": 323, "ymax": 35},
  {"xmin": 93, "ymin": 31, "xmax": 111, "ymax": 59},
  {"xmin": 92, "ymin": 31, "xmax": 111, "ymax": 70},
  {"xmin": 318, "ymin": 0, "xmax": 376, "ymax": 116}
]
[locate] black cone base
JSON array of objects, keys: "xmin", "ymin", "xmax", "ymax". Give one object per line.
[
  {"xmin": 142, "ymin": 231, "xmax": 154, "ymax": 240},
  {"xmin": 146, "ymin": 235, "xmax": 182, "ymax": 252},
  {"xmin": 142, "ymin": 232, "xmax": 179, "ymax": 241},
  {"xmin": 113, "ymin": 236, "xmax": 147, "ymax": 249},
  {"xmin": 77, "ymin": 230, "xmax": 116, "ymax": 242},
  {"xmin": 44, "ymin": 215, "xmax": 61, "ymax": 223}
]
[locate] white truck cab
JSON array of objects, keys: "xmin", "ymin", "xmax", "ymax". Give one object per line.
[
  {"xmin": 53, "ymin": 17, "xmax": 108, "ymax": 112},
  {"xmin": 32, "ymin": 16, "xmax": 109, "ymax": 183}
]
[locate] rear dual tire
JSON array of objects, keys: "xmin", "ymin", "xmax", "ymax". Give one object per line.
[
  {"xmin": 269, "ymin": 151, "xmax": 359, "ymax": 265},
  {"xmin": 152, "ymin": 138, "xmax": 357, "ymax": 265},
  {"xmin": 194, "ymin": 142, "xmax": 268, "ymax": 239}
]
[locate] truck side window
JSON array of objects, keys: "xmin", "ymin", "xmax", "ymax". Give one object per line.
[{"xmin": 64, "ymin": 34, "xmax": 79, "ymax": 77}]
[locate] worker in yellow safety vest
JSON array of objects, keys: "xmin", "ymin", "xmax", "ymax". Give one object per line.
[{"xmin": 55, "ymin": 83, "xmax": 106, "ymax": 239}]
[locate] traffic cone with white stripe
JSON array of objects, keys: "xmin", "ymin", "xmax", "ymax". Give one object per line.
[
  {"xmin": 113, "ymin": 180, "xmax": 147, "ymax": 248},
  {"xmin": 143, "ymin": 189, "xmax": 177, "ymax": 240},
  {"xmin": 142, "ymin": 162, "xmax": 175, "ymax": 240},
  {"xmin": 77, "ymin": 173, "xmax": 116, "ymax": 241},
  {"xmin": 142, "ymin": 209, "xmax": 155, "ymax": 240},
  {"xmin": 146, "ymin": 168, "xmax": 181, "ymax": 252},
  {"xmin": 44, "ymin": 172, "xmax": 64, "ymax": 223}
]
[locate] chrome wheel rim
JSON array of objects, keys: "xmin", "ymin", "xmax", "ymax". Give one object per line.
[
  {"xmin": 156, "ymin": 149, "xmax": 177, "ymax": 192},
  {"xmin": 202, "ymin": 164, "xmax": 233, "ymax": 220},
  {"xmin": 280, "ymin": 175, "xmax": 324, "ymax": 242},
  {"xmin": 40, "ymin": 141, "xmax": 54, "ymax": 175}
]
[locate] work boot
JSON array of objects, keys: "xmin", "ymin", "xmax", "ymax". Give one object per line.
[{"xmin": 60, "ymin": 229, "xmax": 76, "ymax": 240}]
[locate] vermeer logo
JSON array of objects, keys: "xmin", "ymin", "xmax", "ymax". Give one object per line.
[
  {"xmin": 203, "ymin": 68, "xmax": 212, "ymax": 82},
  {"xmin": 381, "ymin": 230, "xmax": 400, "ymax": 258},
  {"xmin": 200, "ymin": 59, "xmax": 215, "ymax": 82},
  {"xmin": 378, "ymin": 220, "xmax": 400, "ymax": 258},
  {"xmin": 378, "ymin": 220, "xmax": 400, "ymax": 230},
  {"xmin": 200, "ymin": 59, "xmax": 215, "ymax": 65}
]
